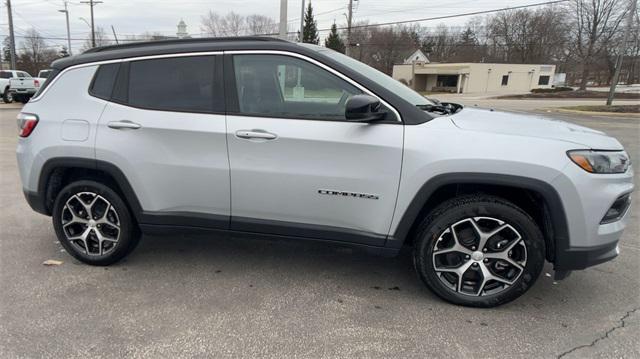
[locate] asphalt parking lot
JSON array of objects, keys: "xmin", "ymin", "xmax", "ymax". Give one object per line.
[{"xmin": 1, "ymin": 101, "xmax": 638, "ymax": 358}]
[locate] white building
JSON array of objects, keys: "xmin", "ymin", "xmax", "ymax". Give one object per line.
[
  {"xmin": 403, "ymin": 49, "xmax": 430, "ymax": 64},
  {"xmin": 393, "ymin": 62, "xmax": 557, "ymax": 94}
]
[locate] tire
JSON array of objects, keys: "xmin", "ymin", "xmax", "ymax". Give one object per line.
[
  {"xmin": 52, "ymin": 180, "xmax": 140, "ymax": 266},
  {"xmin": 413, "ymin": 194, "xmax": 545, "ymax": 307},
  {"xmin": 3, "ymin": 88, "xmax": 13, "ymax": 103}
]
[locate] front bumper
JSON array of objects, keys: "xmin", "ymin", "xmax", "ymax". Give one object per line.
[{"xmin": 552, "ymin": 163, "xmax": 633, "ymax": 277}]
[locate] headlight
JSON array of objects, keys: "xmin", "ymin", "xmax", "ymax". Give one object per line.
[{"xmin": 568, "ymin": 150, "xmax": 630, "ymax": 174}]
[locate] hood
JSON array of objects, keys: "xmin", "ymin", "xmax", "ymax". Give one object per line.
[{"xmin": 449, "ymin": 107, "xmax": 623, "ymax": 150}]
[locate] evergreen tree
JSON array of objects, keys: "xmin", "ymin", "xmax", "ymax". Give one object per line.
[
  {"xmin": 459, "ymin": 27, "xmax": 477, "ymax": 46},
  {"xmin": 324, "ymin": 23, "xmax": 345, "ymax": 53},
  {"xmin": 302, "ymin": 2, "xmax": 319, "ymax": 44}
]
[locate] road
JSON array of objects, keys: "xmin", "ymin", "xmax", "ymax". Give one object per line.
[{"xmin": 1, "ymin": 102, "xmax": 638, "ymax": 358}]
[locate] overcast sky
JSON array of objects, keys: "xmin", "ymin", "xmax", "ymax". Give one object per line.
[{"xmin": 5, "ymin": 0, "xmax": 556, "ymax": 53}]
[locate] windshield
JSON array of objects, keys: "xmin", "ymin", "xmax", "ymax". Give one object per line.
[{"xmin": 302, "ymin": 44, "xmax": 433, "ymax": 107}]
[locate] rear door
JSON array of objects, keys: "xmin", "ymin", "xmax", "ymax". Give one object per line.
[
  {"xmin": 225, "ymin": 52, "xmax": 403, "ymax": 245},
  {"xmin": 95, "ymin": 54, "xmax": 231, "ymax": 228}
]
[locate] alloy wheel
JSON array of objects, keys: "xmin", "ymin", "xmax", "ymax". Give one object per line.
[
  {"xmin": 61, "ymin": 192, "xmax": 121, "ymax": 256},
  {"xmin": 432, "ymin": 217, "xmax": 527, "ymax": 296}
]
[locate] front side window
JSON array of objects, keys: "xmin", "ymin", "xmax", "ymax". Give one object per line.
[
  {"xmin": 233, "ymin": 54, "xmax": 363, "ymax": 120},
  {"xmin": 128, "ymin": 56, "xmax": 218, "ymax": 113},
  {"xmin": 0, "ymin": 71, "xmax": 11, "ymax": 79}
]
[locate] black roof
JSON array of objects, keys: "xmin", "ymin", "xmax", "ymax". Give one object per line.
[{"xmin": 51, "ymin": 36, "xmax": 304, "ymax": 70}]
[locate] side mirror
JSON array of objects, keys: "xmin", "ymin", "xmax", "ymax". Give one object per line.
[{"xmin": 345, "ymin": 95, "xmax": 387, "ymax": 122}]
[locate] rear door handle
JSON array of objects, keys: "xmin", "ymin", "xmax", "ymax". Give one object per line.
[
  {"xmin": 235, "ymin": 130, "xmax": 277, "ymax": 140},
  {"xmin": 108, "ymin": 120, "xmax": 141, "ymax": 130}
]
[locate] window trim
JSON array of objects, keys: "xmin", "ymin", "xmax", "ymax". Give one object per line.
[
  {"xmin": 225, "ymin": 50, "xmax": 401, "ymax": 123},
  {"xmin": 31, "ymin": 51, "xmax": 225, "ymax": 103},
  {"xmin": 30, "ymin": 49, "xmax": 401, "ymax": 123}
]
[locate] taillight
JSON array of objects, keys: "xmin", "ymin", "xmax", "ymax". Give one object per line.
[
  {"xmin": 34, "ymin": 79, "xmax": 40, "ymax": 87},
  {"xmin": 17, "ymin": 113, "xmax": 39, "ymax": 137}
]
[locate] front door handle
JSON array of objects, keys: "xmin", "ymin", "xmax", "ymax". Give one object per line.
[
  {"xmin": 235, "ymin": 130, "xmax": 277, "ymax": 140},
  {"xmin": 108, "ymin": 120, "xmax": 141, "ymax": 130}
]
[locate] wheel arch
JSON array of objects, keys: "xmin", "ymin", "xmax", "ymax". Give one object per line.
[
  {"xmin": 36, "ymin": 157, "xmax": 143, "ymax": 222},
  {"xmin": 388, "ymin": 173, "xmax": 569, "ymax": 263}
]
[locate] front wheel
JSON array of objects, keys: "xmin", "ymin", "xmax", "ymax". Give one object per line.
[
  {"xmin": 52, "ymin": 180, "xmax": 140, "ymax": 266},
  {"xmin": 413, "ymin": 194, "xmax": 545, "ymax": 307}
]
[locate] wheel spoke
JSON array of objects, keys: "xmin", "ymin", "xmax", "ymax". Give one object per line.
[{"xmin": 447, "ymin": 225, "xmax": 474, "ymax": 255}]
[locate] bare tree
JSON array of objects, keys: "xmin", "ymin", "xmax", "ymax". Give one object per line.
[
  {"xmin": 201, "ymin": 11, "xmax": 246, "ymax": 37},
  {"xmin": 569, "ymin": 0, "xmax": 626, "ymax": 89},
  {"xmin": 17, "ymin": 29, "xmax": 58, "ymax": 75},
  {"xmin": 80, "ymin": 27, "xmax": 111, "ymax": 52},
  {"xmin": 246, "ymin": 15, "xmax": 277, "ymax": 35},
  {"xmin": 201, "ymin": 11, "xmax": 222, "ymax": 36}
]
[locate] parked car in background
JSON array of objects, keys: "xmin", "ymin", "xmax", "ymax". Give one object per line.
[
  {"xmin": 0, "ymin": 70, "xmax": 39, "ymax": 103},
  {"xmin": 1, "ymin": 70, "xmax": 31, "ymax": 103},
  {"xmin": 9, "ymin": 75, "xmax": 38, "ymax": 103},
  {"xmin": 34, "ymin": 69, "xmax": 53, "ymax": 91}
]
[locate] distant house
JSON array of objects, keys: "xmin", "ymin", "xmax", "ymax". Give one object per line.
[
  {"xmin": 403, "ymin": 49, "xmax": 430, "ymax": 64},
  {"xmin": 393, "ymin": 59, "xmax": 556, "ymax": 94}
]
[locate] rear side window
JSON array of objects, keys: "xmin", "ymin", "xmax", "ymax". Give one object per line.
[
  {"xmin": 90, "ymin": 63, "xmax": 120, "ymax": 100},
  {"xmin": 127, "ymin": 56, "xmax": 219, "ymax": 113}
]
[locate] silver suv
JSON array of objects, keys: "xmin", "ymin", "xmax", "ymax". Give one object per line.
[{"xmin": 16, "ymin": 37, "xmax": 633, "ymax": 307}]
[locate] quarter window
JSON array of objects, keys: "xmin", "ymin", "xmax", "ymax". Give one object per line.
[
  {"xmin": 90, "ymin": 63, "xmax": 120, "ymax": 100},
  {"xmin": 127, "ymin": 56, "xmax": 219, "ymax": 113},
  {"xmin": 232, "ymin": 54, "xmax": 363, "ymax": 120}
]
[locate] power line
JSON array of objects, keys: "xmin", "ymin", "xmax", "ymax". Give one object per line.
[
  {"xmin": 79, "ymin": 0, "xmax": 102, "ymax": 47},
  {"xmin": 323, "ymin": 0, "xmax": 571, "ymax": 33}
]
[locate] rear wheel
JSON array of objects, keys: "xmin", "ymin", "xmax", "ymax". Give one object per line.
[
  {"xmin": 413, "ymin": 194, "xmax": 545, "ymax": 307},
  {"xmin": 52, "ymin": 180, "xmax": 140, "ymax": 266}
]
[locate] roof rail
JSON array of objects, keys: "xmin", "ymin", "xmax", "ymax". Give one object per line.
[{"xmin": 83, "ymin": 36, "xmax": 288, "ymax": 54}]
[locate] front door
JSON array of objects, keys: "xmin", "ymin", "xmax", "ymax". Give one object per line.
[{"xmin": 225, "ymin": 53, "xmax": 403, "ymax": 245}]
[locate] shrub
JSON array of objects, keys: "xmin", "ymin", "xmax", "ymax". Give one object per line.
[{"xmin": 531, "ymin": 87, "xmax": 574, "ymax": 93}]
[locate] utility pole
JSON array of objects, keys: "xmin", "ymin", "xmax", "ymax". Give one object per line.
[
  {"xmin": 279, "ymin": 0, "xmax": 288, "ymax": 40},
  {"xmin": 6, "ymin": 0, "xmax": 16, "ymax": 69},
  {"xmin": 345, "ymin": 0, "xmax": 353, "ymax": 56},
  {"xmin": 299, "ymin": 0, "xmax": 305, "ymax": 42},
  {"xmin": 59, "ymin": 1, "xmax": 72, "ymax": 56},
  {"xmin": 80, "ymin": 0, "xmax": 103, "ymax": 48},
  {"xmin": 607, "ymin": 0, "xmax": 637, "ymax": 106}
]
